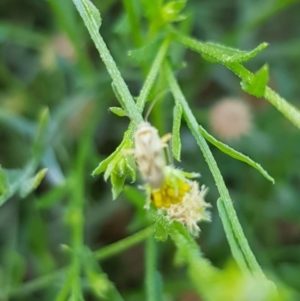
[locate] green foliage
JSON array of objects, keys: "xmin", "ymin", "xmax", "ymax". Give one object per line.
[
  {"xmin": 1, "ymin": 0, "xmax": 300, "ymax": 300},
  {"xmin": 241, "ymin": 64, "xmax": 269, "ymax": 97},
  {"xmin": 199, "ymin": 125, "xmax": 274, "ymax": 183},
  {"xmin": 0, "ymin": 108, "xmax": 50, "ymax": 205},
  {"xmin": 172, "ymin": 103, "xmax": 183, "ymax": 161}
]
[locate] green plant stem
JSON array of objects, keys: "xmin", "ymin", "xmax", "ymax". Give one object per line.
[
  {"xmin": 54, "ymin": 271, "xmax": 74, "ymax": 301},
  {"xmin": 169, "ymin": 224, "xmax": 219, "ymax": 301},
  {"xmin": 94, "ymin": 226, "xmax": 153, "ymax": 260},
  {"xmin": 73, "ymin": 0, "xmax": 143, "ymax": 126},
  {"xmin": 9, "ymin": 227, "xmax": 153, "ymax": 298},
  {"xmin": 120, "ymin": 38, "xmax": 171, "ymax": 140},
  {"xmin": 145, "ymin": 236, "xmax": 158, "ymax": 301},
  {"xmin": 217, "ymin": 198, "xmax": 249, "ymax": 275},
  {"xmin": 136, "ymin": 38, "xmax": 171, "ymax": 112},
  {"xmin": 68, "ymin": 174, "xmax": 85, "ymax": 299},
  {"xmin": 175, "ymin": 33, "xmax": 300, "ymax": 130},
  {"xmin": 48, "ymin": 0, "xmax": 94, "ymax": 75},
  {"xmin": 225, "ymin": 62, "xmax": 300, "ymax": 129},
  {"xmin": 121, "ymin": 0, "xmax": 143, "ymax": 48},
  {"xmin": 164, "ymin": 61, "xmax": 265, "ymax": 279}
]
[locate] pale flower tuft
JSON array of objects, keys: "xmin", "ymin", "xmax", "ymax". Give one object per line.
[
  {"xmin": 209, "ymin": 97, "xmax": 252, "ymax": 140},
  {"xmin": 145, "ymin": 166, "xmax": 211, "ymax": 236},
  {"xmin": 165, "ymin": 182, "xmax": 211, "ymax": 236}
]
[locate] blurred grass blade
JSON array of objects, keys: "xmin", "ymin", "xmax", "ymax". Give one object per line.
[
  {"xmin": 20, "ymin": 168, "xmax": 48, "ymax": 198},
  {"xmin": 217, "ymin": 198, "xmax": 249, "ymax": 274},
  {"xmin": 172, "ymin": 103, "xmax": 183, "ymax": 161},
  {"xmin": 145, "ymin": 237, "xmax": 162, "ymax": 301},
  {"xmin": 199, "ymin": 125, "xmax": 274, "ymax": 184},
  {"xmin": 82, "ymin": 248, "xmax": 125, "ymax": 301},
  {"xmin": 0, "ymin": 166, "xmax": 10, "ymax": 206},
  {"xmin": 36, "ymin": 184, "xmax": 68, "ymax": 209},
  {"xmin": 129, "ymin": 34, "xmax": 163, "ymax": 63},
  {"xmin": 161, "ymin": 0, "xmax": 187, "ymax": 22},
  {"xmin": 33, "ymin": 108, "xmax": 50, "ymax": 159},
  {"xmin": 0, "ymin": 165, "xmax": 46, "ymax": 205},
  {"xmin": 0, "ymin": 21, "xmax": 46, "ymax": 48}
]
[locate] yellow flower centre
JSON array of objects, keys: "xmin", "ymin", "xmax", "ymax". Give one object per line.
[{"xmin": 151, "ymin": 179, "xmax": 190, "ymax": 208}]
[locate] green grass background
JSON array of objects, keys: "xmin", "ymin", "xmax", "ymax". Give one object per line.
[{"xmin": 0, "ymin": 0, "xmax": 300, "ymax": 300}]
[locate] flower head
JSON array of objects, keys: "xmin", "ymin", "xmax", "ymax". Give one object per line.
[
  {"xmin": 209, "ymin": 97, "xmax": 252, "ymax": 140},
  {"xmin": 145, "ymin": 166, "xmax": 211, "ymax": 236}
]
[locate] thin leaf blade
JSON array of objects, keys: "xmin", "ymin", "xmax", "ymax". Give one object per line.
[
  {"xmin": 241, "ymin": 64, "xmax": 269, "ymax": 97},
  {"xmin": 73, "ymin": 0, "xmax": 101, "ymax": 31},
  {"xmin": 199, "ymin": 125, "xmax": 274, "ymax": 184},
  {"xmin": 172, "ymin": 103, "xmax": 183, "ymax": 161}
]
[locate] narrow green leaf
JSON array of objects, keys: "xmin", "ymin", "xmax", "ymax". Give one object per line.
[
  {"xmin": 165, "ymin": 61, "xmax": 267, "ymax": 278},
  {"xmin": 265, "ymin": 86, "xmax": 300, "ymax": 129},
  {"xmin": 175, "ymin": 33, "xmax": 268, "ymax": 63},
  {"xmin": 109, "ymin": 107, "xmax": 127, "ymax": 117},
  {"xmin": 111, "ymin": 171, "xmax": 126, "ymax": 200},
  {"xmin": 82, "ymin": 248, "xmax": 125, "ymax": 301},
  {"xmin": 142, "ymin": 0, "xmax": 163, "ymax": 22},
  {"xmin": 172, "ymin": 103, "xmax": 183, "ymax": 161},
  {"xmin": 122, "ymin": 0, "xmax": 143, "ymax": 47},
  {"xmin": 33, "ymin": 108, "xmax": 50, "ymax": 158},
  {"xmin": 224, "ymin": 63, "xmax": 300, "ymax": 130},
  {"xmin": 92, "ymin": 139, "xmax": 126, "ymax": 176},
  {"xmin": 20, "ymin": 168, "xmax": 48, "ymax": 198},
  {"xmin": 0, "ymin": 21, "xmax": 47, "ymax": 48},
  {"xmin": 0, "ymin": 165, "xmax": 48, "ymax": 205},
  {"xmin": 103, "ymin": 150, "xmax": 125, "ymax": 182},
  {"xmin": 153, "ymin": 214, "xmax": 170, "ymax": 242},
  {"xmin": 36, "ymin": 184, "xmax": 68, "ymax": 209},
  {"xmin": 0, "ymin": 167, "xmax": 9, "ymax": 206},
  {"xmin": 202, "ymin": 42, "xmax": 268, "ymax": 63},
  {"xmin": 161, "ymin": 1, "xmax": 186, "ymax": 22},
  {"xmin": 4, "ymin": 169, "xmax": 27, "ymax": 197},
  {"xmin": 176, "ymin": 32, "xmax": 300, "ymax": 130},
  {"xmin": 199, "ymin": 125, "xmax": 274, "ymax": 184},
  {"xmin": 217, "ymin": 198, "xmax": 249, "ymax": 274},
  {"xmin": 124, "ymin": 155, "xmax": 136, "ymax": 182},
  {"xmin": 73, "ymin": 0, "xmax": 101, "ymax": 30},
  {"xmin": 73, "ymin": 0, "xmax": 143, "ymax": 126},
  {"xmin": 241, "ymin": 64, "xmax": 269, "ymax": 97},
  {"xmin": 111, "ymin": 82, "xmax": 125, "ymax": 108},
  {"xmin": 128, "ymin": 35, "xmax": 162, "ymax": 63},
  {"xmin": 145, "ymin": 236, "xmax": 162, "ymax": 301},
  {"xmin": 94, "ymin": 227, "xmax": 153, "ymax": 261}
]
